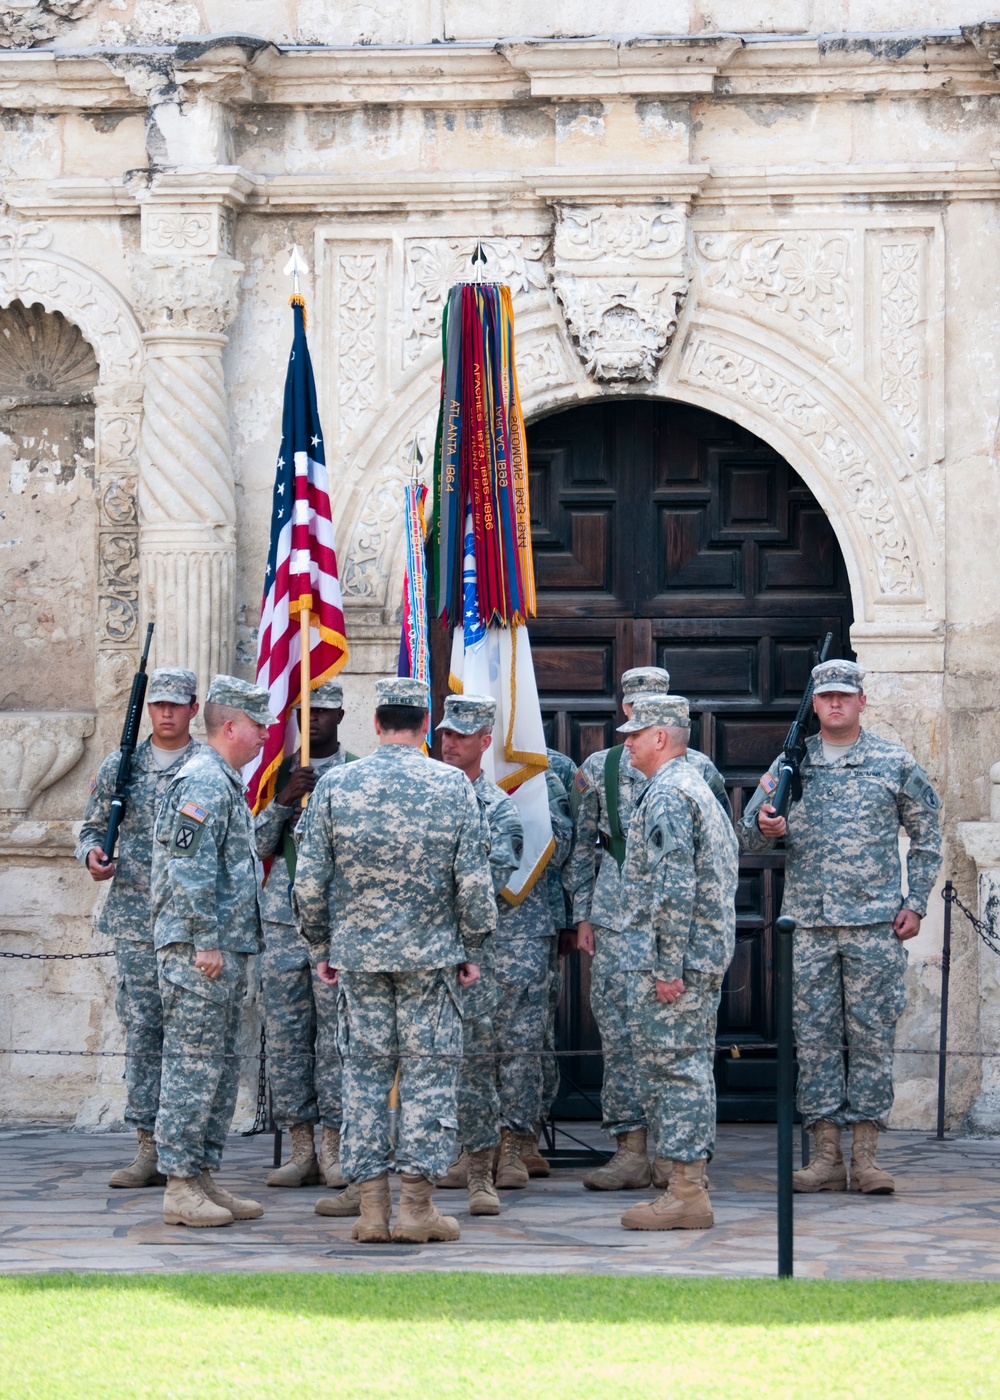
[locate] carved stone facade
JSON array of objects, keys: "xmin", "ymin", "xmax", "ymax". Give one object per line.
[{"xmin": 1, "ymin": 4, "xmax": 999, "ymax": 1128}]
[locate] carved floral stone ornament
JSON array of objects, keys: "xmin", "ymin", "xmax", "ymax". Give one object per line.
[
  {"xmin": 0, "ymin": 0, "xmax": 96, "ymax": 48},
  {"xmin": 552, "ymin": 203, "xmax": 689, "ymax": 383},
  {"xmin": 0, "ymin": 711, "xmax": 96, "ymax": 813}
]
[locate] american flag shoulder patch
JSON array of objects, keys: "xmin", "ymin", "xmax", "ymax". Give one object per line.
[
  {"xmin": 89, "ymin": 775, "xmax": 97, "ymax": 794},
  {"xmin": 574, "ymin": 769, "xmax": 590, "ymax": 794},
  {"xmin": 180, "ymin": 801, "xmax": 208, "ymax": 824},
  {"xmin": 760, "ymin": 773, "xmax": 778, "ymax": 795}
]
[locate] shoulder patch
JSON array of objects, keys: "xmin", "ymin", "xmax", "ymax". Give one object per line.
[
  {"xmin": 171, "ymin": 813, "xmax": 206, "ymax": 857},
  {"xmin": 574, "ymin": 769, "xmax": 590, "ymax": 794},
  {"xmin": 902, "ymin": 769, "xmax": 941, "ymax": 812},
  {"xmin": 180, "ymin": 801, "xmax": 208, "ymax": 823},
  {"xmin": 89, "ymin": 774, "xmax": 97, "ymax": 794},
  {"xmin": 760, "ymin": 773, "xmax": 778, "ymax": 796}
]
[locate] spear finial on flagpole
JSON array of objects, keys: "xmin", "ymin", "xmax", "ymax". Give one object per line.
[
  {"xmin": 471, "ymin": 241, "xmax": 486, "ymax": 286},
  {"xmin": 408, "ymin": 438, "xmax": 423, "ymax": 484},
  {"xmin": 284, "ymin": 245, "xmax": 310, "ymax": 314}
]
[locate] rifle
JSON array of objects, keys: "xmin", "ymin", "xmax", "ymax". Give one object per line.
[
  {"xmin": 98, "ymin": 622, "xmax": 154, "ymax": 866},
  {"xmin": 770, "ymin": 632, "xmax": 834, "ymax": 820}
]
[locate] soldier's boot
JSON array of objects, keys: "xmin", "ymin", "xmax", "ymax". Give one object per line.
[
  {"xmin": 351, "ymin": 1174, "xmax": 392, "ymax": 1243},
  {"xmin": 467, "ymin": 1150, "xmax": 501, "ymax": 1216},
  {"xmin": 108, "ymin": 1128, "xmax": 166, "ymax": 1188},
  {"xmin": 392, "ymin": 1173, "xmax": 460, "ymax": 1243},
  {"xmin": 266, "ymin": 1123, "xmax": 321, "ymax": 1188},
  {"xmin": 849, "ymin": 1121, "xmax": 895, "ymax": 1195},
  {"xmin": 319, "ymin": 1126, "xmax": 348, "ymax": 1189},
  {"xmin": 620, "ymin": 1160, "xmax": 713, "ymax": 1232},
  {"xmin": 163, "ymin": 1175, "xmax": 233, "ymax": 1228},
  {"xmin": 199, "ymin": 1169, "xmax": 264, "ymax": 1220},
  {"xmin": 437, "ymin": 1151, "xmax": 469, "ymax": 1189},
  {"xmin": 494, "ymin": 1128, "xmax": 530, "ymax": 1190},
  {"xmin": 582, "ymin": 1130, "xmax": 652, "ymax": 1191},
  {"xmin": 792, "ymin": 1120, "xmax": 847, "ymax": 1194},
  {"xmin": 521, "ymin": 1124, "xmax": 551, "ymax": 1178},
  {"xmin": 651, "ymin": 1156, "xmax": 673, "ymax": 1191},
  {"xmin": 315, "ymin": 1181, "xmax": 361, "ymax": 1217}
]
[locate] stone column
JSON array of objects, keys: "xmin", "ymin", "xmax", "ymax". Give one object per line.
[
  {"xmin": 956, "ymin": 762, "xmax": 1000, "ymax": 1134},
  {"xmin": 132, "ymin": 201, "xmax": 243, "ymax": 691}
]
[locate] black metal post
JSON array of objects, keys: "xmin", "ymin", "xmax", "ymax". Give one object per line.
[
  {"xmin": 936, "ymin": 881, "xmax": 953, "ymax": 1141},
  {"xmin": 775, "ymin": 914, "xmax": 796, "ymax": 1279}
]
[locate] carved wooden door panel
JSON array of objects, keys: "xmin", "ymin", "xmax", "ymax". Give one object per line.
[{"xmin": 528, "ymin": 399, "xmax": 854, "ymax": 1121}]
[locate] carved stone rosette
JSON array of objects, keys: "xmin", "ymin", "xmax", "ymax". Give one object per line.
[
  {"xmin": 551, "ymin": 204, "xmax": 689, "ymax": 383},
  {"xmin": 132, "ymin": 254, "xmax": 243, "ymax": 690}
]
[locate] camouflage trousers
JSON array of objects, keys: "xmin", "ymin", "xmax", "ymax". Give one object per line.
[
  {"xmin": 456, "ymin": 947, "xmax": 501, "ymax": 1153},
  {"xmin": 794, "ymin": 923, "xmax": 907, "ymax": 1128},
  {"xmin": 493, "ymin": 935, "xmax": 553, "ymax": 1136},
  {"xmin": 261, "ymin": 929, "xmax": 341, "ymax": 1130},
  {"xmin": 627, "ymin": 969, "xmax": 723, "ymax": 1163},
  {"xmin": 338, "ymin": 967, "xmax": 462, "ymax": 1183},
  {"xmin": 540, "ymin": 936, "xmax": 562, "ymax": 1120},
  {"xmin": 590, "ymin": 928, "xmax": 647, "ymax": 1139},
  {"xmin": 114, "ymin": 940, "xmax": 163, "ymax": 1132},
  {"xmin": 154, "ymin": 943, "xmax": 248, "ymax": 1179}
]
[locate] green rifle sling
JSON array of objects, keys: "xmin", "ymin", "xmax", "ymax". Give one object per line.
[{"xmin": 604, "ymin": 744, "xmax": 628, "ymax": 872}]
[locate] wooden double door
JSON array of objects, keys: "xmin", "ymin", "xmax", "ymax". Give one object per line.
[{"xmin": 527, "ymin": 399, "xmax": 854, "ymax": 1121}]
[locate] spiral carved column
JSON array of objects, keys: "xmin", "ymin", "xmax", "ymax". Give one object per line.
[{"xmin": 133, "ymin": 257, "xmax": 242, "ymax": 692}]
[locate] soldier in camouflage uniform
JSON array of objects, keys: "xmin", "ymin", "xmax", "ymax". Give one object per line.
[
  {"xmin": 563, "ymin": 666, "xmax": 730, "ymax": 1192},
  {"xmin": 150, "ymin": 675, "xmax": 276, "ymax": 1228},
  {"xmin": 491, "ymin": 765, "xmax": 572, "ymax": 1189},
  {"xmin": 616, "ymin": 694, "xmax": 739, "ymax": 1232},
  {"xmin": 77, "ymin": 667, "xmax": 201, "ymax": 1189},
  {"xmin": 254, "ymin": 678, "xmax": 357, "ymax": 1192},
  {"xmin": 738, "ymin": 659, "xmax": 942, "ymax": 1195},
  {"xmin": 438, "ymin": 693, "xmax": 524, "ymax": 1215},
  {"xmin": 293, "ymin": 677, "xmax": 496, "ymax": 1244}
]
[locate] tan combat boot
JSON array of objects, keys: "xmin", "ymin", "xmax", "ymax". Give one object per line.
[
  {"xmin": 466, "ymin": 1149, "xmax": 501, "ymax": 1216},
  {"xmin": 266, "ymin": 1123, "xmax": 321, "ymax": 1188},
  {"xmin": 494, "ymin": 1127, "xmax": 529, "ymax": 1190},
  {"xmin": 582, "ymin": 1130, "xmax": 652, "ymax": 1191},
  {"xmin": 521, "ymin": 1125, "xmax": 551, "ymax": 1178},
  {"xmin": 850, "ymin": 1121, "xmax": 895, "ymax": 1194},
  {"xmin": 199, "ymin": 1169, "xmax": 264, "ymax": 1219},
  {"xmin": 316, "ymin": 1181, "xmax": 361, "ymax": 1216},
  {"xmin": 108, "ymin": 1128, "xmax": 166, "ymax": 1189},
  {"xmin": 620, "ymin": 1160, "xmax": 713, "ymax": 1231},
  {"xmin": 792, "ymin": 1119, "xmax": 847, "ymax": 1193},
  {"xmin": 392, "ymin": 1173, "xmax": 460, "ymax": 1243},
  {"xmin": 651, "ymin": 1156, "xmax": 673, "ymax": 1190},
  {"xmin": 163, "ymin": 1175, "xmax": 233, "ymax": 1228},
  {"xmin": 437, "ymin": 1151, "xmax": 469, "ymax": 1189},
  {"xmin": 351, "ymin": 1175, "xmax": 391, "ymax": 1242},
  {"xmin": 319, "ymin": 1126, "xmax": 347, "ymax": 1189}
]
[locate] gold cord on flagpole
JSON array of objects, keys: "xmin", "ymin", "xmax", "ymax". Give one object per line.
[{"xmin": 299, "ymin": 608, "xmax": 311, "ymax": 807}]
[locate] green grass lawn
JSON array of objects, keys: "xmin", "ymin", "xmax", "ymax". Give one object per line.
[{"xmin": 1, "ymin": 1273, "xmax": 996, "ymax": 1398}]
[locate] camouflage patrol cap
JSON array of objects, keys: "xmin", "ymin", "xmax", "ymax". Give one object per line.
[
  {"xmin": 621, "ymin": 666, "xmax": 671, "ymax": 699},
  {"xmin": 206, "ymin": 674, "xmax": 279, "ymax": 726},
  {"xmin": 812, "ymin": 659, "xmax": 866, "ymax": 695},
  {"xmin": 375, "ymin": 676, "xmax": 430, "ymax": 710},
  {"xmin": 617, "ymin": 693, "xmax": 690, "ymax": 733},
  {"xmin": 436, "ymin": 693, "xmax": 497, "ymax": 736},
  {"xmin": 147, "ymin": 667, "xmax": 197, "ymax": 704},
  {"xmin": 301, "ymin": 679, "xmax": 344, "ymax": 711}
]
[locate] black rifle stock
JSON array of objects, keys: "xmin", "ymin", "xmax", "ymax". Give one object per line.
[
  {"xmin": 98, "ymin": 622, "xmax": 154, "ymax": 866},
  {"xmin": 770, "ymin": 632, "xmax": 834, "ymax": 820}
]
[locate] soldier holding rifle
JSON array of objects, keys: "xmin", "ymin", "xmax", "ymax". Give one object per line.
[
  {"xmin": 77, "ymin": 642, "xmax": 201, "ymax": 1190},
  {"xmin": 738, "ymin": 659, "xmax": 942, "ymax": 1194}
]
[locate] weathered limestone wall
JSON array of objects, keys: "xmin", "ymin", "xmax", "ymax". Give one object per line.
[{"xmin": 2, "ymin": 7, "xmax": 1000, "ymax": 1128}]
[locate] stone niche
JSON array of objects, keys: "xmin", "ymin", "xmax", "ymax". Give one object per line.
[{"xmin": 0, "ymin": 300, "xmax": 99, "ymax": 727}]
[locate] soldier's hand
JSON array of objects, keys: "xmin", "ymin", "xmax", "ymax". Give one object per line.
[
  {"xmin": 196, "ymin": 948, "xmax": 224, "ymax": 980},
  {"xmin": 86, "ymin": 848, "xmax": 116, "ymax": 881},
  {"xmin": 275, "ymin": 765, "xmax": 318, "ymax": 807},
  {"xmin": 575, "ymin": 920, "xmax": 596, "ymax": 957},
  {"xmin": 655, "ymin": 976, "xmax": 685, "ymax": 1004},
  {"xmin": 316, "ymin": 960, "xmax": 339, "ymax": 986},
  {"xmin": 757, "ymin": 803, "xmax": 787, "ymax": 838},
  {"xmin": 558, "ymin": 928, "xmax": 578, "ymax": 958},
  {"xmin": 893, "ymin": 908, "xmax": 921, "ymax": 941},
  {"xmin": 458, "ymin": 962, "xmax": 480, "ymax": 987}
]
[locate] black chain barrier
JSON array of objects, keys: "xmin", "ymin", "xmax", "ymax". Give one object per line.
[{"xmin": 0, "ymin": 949, "xmax": 115, "ymax": 960}]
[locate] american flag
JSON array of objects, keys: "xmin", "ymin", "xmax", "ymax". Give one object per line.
[{"xmin": 245, "ymin": 299, "xmax": 348, "ymax": 813}]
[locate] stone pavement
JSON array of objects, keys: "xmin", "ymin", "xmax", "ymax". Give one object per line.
[{"xmin": 1, "ymin": 1122, "xmax": 999, "ymax": 1279}]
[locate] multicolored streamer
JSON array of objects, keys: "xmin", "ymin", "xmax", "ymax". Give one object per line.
[{"xmin": 397, "ymin": 481, "xmax": 430, "ymax": 689}]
